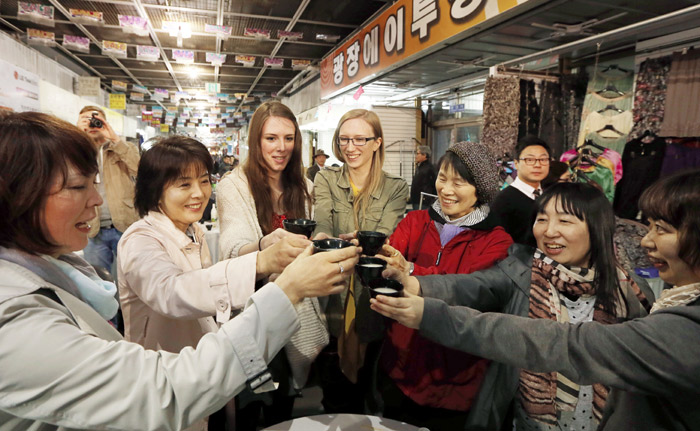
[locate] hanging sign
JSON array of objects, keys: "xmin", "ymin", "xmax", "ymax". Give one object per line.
[
  {"xmin": 70, "ymin": 8, "xmax": 103, "ymax": 24},
  {"xmin": 109, "ymin": 93, "xmax": 126, "ymax": 110},
  {"xmin": 141, "ymin": 111, "xmax": 152, "ymax": 122},
  {"xmin": 320, "ymin": 0, "xmax": 530, "ymax": 99},
  {"xmin": 205, "ymin": 24, "xmax": 232, "ymax": 38},
  {"xmin": 244, "ymin": 28, "xmax": 270, "ymax": 39},
  {"xmin": 205, "ymin": 82, "xmax": 220, "ymax": 93},
  {"xmin": 172, "ymin": 49, "xmax": 194, "ymax": 64},
  {"xmin": 217, "ymin": 93, "xmax": 229, "ymax": 100},
  {"xmin": 18, "ymin": 2, "xmax": 54, "ymax": 26},
  {"xmin": 137, "ymin": 45, "xmax": 160, "ymax": 61},
  {"xmin": 449, "ymin": 103, "xmax": 465, "ymax": 113},
  {"xmin": 175, "ymin": 91, "xmax": 192, "ymax": 100},
  {"xmin": 234, "ymin": 55, "xmax": 256, "ymax": 67},
  {"xmin": 163, "ymin": 21, "xmax": 191, "ymax": 47},
  {"xmin": 119, "ymin": 15, "xmax": 148, "ymax": 36},
  {"xmin": 130, "ymin": 92, "xmax": 144, "ymax": 102},
  {"xmin": 0, "ymin": 59, "xmax": 40, "ymax": 112},
  {"xmin": 152, "ymin": 88, "xmax": 169, "ymax": 101},
  {"xmin": 112, "ymin": 80, "xmax": 128, "ymax": 92},
  {"xmin": 264, "ymin": 58, "xmax": 283, "ymax": 68},
  {"xmin": 316, "ymin": 34, "xmax": 340, "ymax": 42},
  {"xmin": 27, "ymin": 28, "xmax": 55, "ymax": 46},
  {"xmin": 160, "ymin": 124, "xmax": 170, "ymax": 133},
  {"xmin": 132, "ymin": 84, "xmax": 148, "ymax": 93},
  {"xmin": 63, "ymin": 35, "xmax": 90, "ymax": 52},
  {"xmin": 278, "ymin": 30, "xmax": 303, "ymax": 40},
  {"xmin": 206, "ymin": 52, "xmax": 227, "ymax": 66},
  {"xmin": 102, "ymin": 40, "xmax": 127, "ymax": 58},
  {"xmin": 292, "ymin": 59, "xmax": 311, "ymax": 70},
  {"xmin": 75, "ymin": 76, "xmax": 100, "ymax": 97}
]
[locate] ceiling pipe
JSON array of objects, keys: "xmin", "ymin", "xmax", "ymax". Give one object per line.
[
  {"xmin": 214, "ymin": 0, "xmax": 224, "ymax": 83},
  {"xmin": 236, "ymin": 0, "xmax": 312, "ymax": 113},
  {"xmin": 276, "ymin": 65, "xmax": 319, "ymax": 96},
  {"xmin": 131, "ymin": 0, "xmax": 184, "ymax": 94}
]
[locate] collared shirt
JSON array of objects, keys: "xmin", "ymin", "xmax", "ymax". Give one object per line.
[{"xmin": 510, "ymin": 177, "xmax": 542, "ymax": 201}]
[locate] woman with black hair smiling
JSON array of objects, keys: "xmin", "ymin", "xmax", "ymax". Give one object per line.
[{"xmin": 372, "ymin": 182, "xmax": 654, "ymax": 431}]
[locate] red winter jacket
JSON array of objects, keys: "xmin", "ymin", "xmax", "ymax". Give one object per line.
[{"xmin": 381, "ymin": 208, "xmax": 512, "ymax": 411}]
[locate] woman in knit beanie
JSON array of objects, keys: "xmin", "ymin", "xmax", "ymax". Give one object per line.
[{"xmin": 375, "ymin": 141, "xmax": 513, "ymax": 430}]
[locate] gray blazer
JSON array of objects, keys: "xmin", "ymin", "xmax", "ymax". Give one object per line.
[{"xmin": 417, "ymin": 244, "xmax": 660, "ymax": 430}]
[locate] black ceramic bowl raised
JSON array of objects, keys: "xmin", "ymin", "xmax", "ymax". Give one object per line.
[
  {"xmin": 369, "ymin": 278, "xmax": 404, "ymax": 298},
  {"xmin": 283, "ymin": 218, "xmax": 317, "ymax": 238},
  {"xmin": 312, "ymin": 238, "xmax": 353, "ymax": 253},
  {"xmin": 357, "ymin": 230, "xmax": 387, "ymax": 256},
  {"xmin": 355, "ymin": 257, "xmax": 387, "ymax": 286}
]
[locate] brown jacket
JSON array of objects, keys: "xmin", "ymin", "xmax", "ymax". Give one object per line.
[{"xmin": 89, "ymin": 137, "xmax": 140, "ymax": 236}]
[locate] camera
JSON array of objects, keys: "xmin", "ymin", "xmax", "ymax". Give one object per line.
[{"xmin": 88, "ymin": 113, "xmax": 104, "ymax": 129}]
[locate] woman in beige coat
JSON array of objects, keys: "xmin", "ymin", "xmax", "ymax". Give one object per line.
[{"xmin": 118, "ymin": 136, "xmax": 311, "ymax": 430}]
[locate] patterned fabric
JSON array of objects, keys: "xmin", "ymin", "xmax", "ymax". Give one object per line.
[
  {"xmin": 482, "ymin": 76, "xmax": 520, "ymax": 157},
  {"xmin": 561, "ymin": 73, "xmax": 590, "ymax": 152},
  {"xmin": 520, "ymin": 251, "xmax": 647, "ymax": 425},
  {"xmin": 659, "ymin": 50, "xmax": 700, "ymax": 137},
  {"xmin": 650, "ymin": 282, "xmax": 700, "ymax": 313},
  {"xmin": 272, "ymin": 213, "xmax": 287, "ymax": 231},
  {"xmin": 538, "ymin": 80, "xmax": 566, "ymax": 158},
  {"xmin": 629, "ymin": 56, "xmax": 672, "ymax": 140},
  {"xmin": 519, "ymin": 79, "xmax": 540, "ymax": 140},
  {"xmin": 613, "ymin": 217, "xmax": 653, "ymax": 273},
  {"xmin": 446, "ymin": 141, "xmax": 500, "ymax": 203}
]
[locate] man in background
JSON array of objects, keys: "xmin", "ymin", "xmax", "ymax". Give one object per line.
[
  {"xmin": 307, "ymin": 149, "xmax": 329, "ymax": 182},
  {"xmin": 490, "ymin": 135, "xmax": 551, "ymax": 247},
  {"xmin": 77, "ymin": 106, "xmax": 140, "ymax": 276},
  {"xmin": 410, "ymin": 145, "xmax": 437, "ymax": 210}
]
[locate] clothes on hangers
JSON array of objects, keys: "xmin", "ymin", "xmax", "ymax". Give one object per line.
[
  {"xmin": 613, "ymin": 136, "xmax": 666, "ymax": 220},
  {"xmin": 629, "ymin": 57, "xmax": 672, "ymax": 140}
]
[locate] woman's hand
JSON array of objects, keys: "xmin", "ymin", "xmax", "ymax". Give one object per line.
[
  {"xmin": 312, "ymin": 232, "xmax": 329, "ymax": 240},
  {"xmin": 275, "ymin": 245, "xmax": 361, "ymax": 304},
  {"xmin": 376, "ymin": 244, "xmax": 411, "ymax": 276},
  {"xmin": 257, "ymin": 234, "xmax": 311, "ymax": 277},
  {"xmin": 338, "ymin": 230, "xmax": 357, "ymax": 241},
  {"xmin": 370, "ymin": 291, "xmax": 424, "ymax": 329},
  {"xmin": 380, "ymin": 264, "xmax": 421, "ymax": 296},
  {"xmin": 260, "ymin": 228, "xmax": 303, "ymax": 250}
]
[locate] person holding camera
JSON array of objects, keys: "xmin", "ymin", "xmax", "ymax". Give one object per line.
[{"xmin": 76, "ymin": 106, "xmax": 140, "ymax": 278}]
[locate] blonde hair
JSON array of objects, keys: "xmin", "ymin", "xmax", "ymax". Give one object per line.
[{"xmin": 331, "ymin": 109, "xmax": 385, "ymax": 229}]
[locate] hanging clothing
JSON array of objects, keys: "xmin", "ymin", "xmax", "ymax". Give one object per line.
[
  {"xmin": 659, "ymin": 49, "xmax": 700, "ymax": 137},
  {"xmin": 629, "ymin": 56, "xmax": 672, "ymax": 140},
  {"xmin": 613, "ymin": 136, "xmax": 666, "ymax": 220},
  {"xmin": 659, "ymin": 140, "xmax": 700, "ymax": 177},
  {"xmin": 562, "ymin": 73, "xmax": 590, "ymax": 152},
  {"xmin": 482, "ymin": 76, "xmax": 521, "ymax": 157},
  {"xmin": 578, "ymin": 111, "xmax": 633, "ymax": 147},
  {"xmin": 538, "ymin": 80, "xmax": 566, "ymax": 158},
  {"xmin": 518, "ymin": 79, "xmax": 540, "ymax": 140}
]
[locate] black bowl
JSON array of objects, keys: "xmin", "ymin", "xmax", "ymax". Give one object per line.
[
  {"xmin": 312, "ymin": 238, "xmax": 353, "ymax": 253},
  {"xmin": 369, "ymin": 278, "xmax": 404, "ymax": 298},
  {"xmin": 355, "ymin": 257, "xmax": 387, "ymax": 286},
  {"xmin": 283, "ymin": 218, "xmax": 317, "ymax": 238},
  {"xmin": 357, "ymin": 230, "xmax": 387, "ymax": 256}
]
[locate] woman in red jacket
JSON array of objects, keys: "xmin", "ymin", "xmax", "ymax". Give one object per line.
[{"xmin": 377, "ymin": 141, "xmax": 513, "ymax": 430}]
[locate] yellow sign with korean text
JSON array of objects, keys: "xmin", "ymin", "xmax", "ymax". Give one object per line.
[
  {"xmin": 109, "ymin": 93, "xmax": 126, "ymax": 110},
  {"xmin": 320, "ymin": 0, "xmax": 527, "ymax": 98}
]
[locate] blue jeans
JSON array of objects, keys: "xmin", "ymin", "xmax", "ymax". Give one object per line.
[{"xmin": 83, "ymin": 227, "xmax": 122, "ymax": 280}]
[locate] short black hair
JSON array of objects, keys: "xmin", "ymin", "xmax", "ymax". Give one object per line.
[
  {"xmin": 134, "ymin": 136, "xmax": 213, "ymax": 217},
  {"xmin": 515, "ymin": 135, "xmax": 551, "ymax": 159},
  {"xmin": 639, "ymin": 169, "xmax": 700, "ymax": 269}
]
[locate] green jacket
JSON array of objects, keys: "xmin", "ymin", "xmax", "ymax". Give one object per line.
[
  {"xmin": 313, "ymin": 165, "xmax": 408, "ymax": 338},
  {"xmin": 313, "ymin": 165, "xmax": 409, "ymax": 237}
]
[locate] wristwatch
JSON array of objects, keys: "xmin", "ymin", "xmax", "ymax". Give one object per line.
[{"xmin": 408, "ymin": 262, "xmax": 415, "ymax": 275}]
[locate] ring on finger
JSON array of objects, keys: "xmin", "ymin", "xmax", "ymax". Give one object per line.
[
  {"xmin": 338, "ymin": 263, "xmax": 344, "ymax": 274},
  {"xmin": 392, "ymin": 250, "xmax": 399, "ymax": 257}
]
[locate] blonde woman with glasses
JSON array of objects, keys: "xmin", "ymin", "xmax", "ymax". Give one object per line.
[{"xmin": 313, "ymin": 109, "xmax": 408, "ymax": 414}]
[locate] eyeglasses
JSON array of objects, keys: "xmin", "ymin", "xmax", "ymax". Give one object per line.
[
  {"xmin": 519, "ymin": 157, "xmax": 551, "ymax": 166},
  {"xmin": 337, "ymin": 137, "xmax": 376, "ymax": 147}
]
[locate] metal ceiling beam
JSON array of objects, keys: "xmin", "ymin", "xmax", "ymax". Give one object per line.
[
  {"xmin": 238, "ymin": 0, "xmax": 312, "ymax": 112},
  {"xmin": 73, "ymin": 49, "xmax": 315, "ymax": 61},
  {"xmin": 213, "ymin": 0, "xmax": 224, "ymax": 82},
  {"xmin": 44, "ymin": 0, "xmax": 166, "ymax": 110},
  {"xmin": 73, "ymin": 0, "xmax": 357, "ymax": 29}
]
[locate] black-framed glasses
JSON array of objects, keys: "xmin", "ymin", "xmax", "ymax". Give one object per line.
[
  {"xmin": 337, "ymin": 137, "xmax": 376, "ymax": 147},
  {"xmin": 519, "ymin": 157, "xmax": 551, "ymax": 166}
]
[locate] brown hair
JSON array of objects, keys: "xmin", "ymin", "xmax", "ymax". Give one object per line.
[
  {"xmin": 639, "ymin": 169, "xmax": 700, "ymax": 269},
  {"xmin": 134, "ymin": 136, "xmax": 214, "ymax": 217},
  {"xmin": 79, "ymin": 105, "xmax": 106, "ymax": 117},
  {"xmin": 331, "ymin": 109, "xmax": 386, "ymax": 229},
  {"xmin": 0, "ymin": 112, "xmax": 98, "ymax": 255},
  {"xmin": 243, "ymin": 101, "xmax": 312, "ymax": 234}
]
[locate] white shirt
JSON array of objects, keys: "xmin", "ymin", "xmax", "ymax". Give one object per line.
[{"xmin": 510, "ymin": 176, "xmax": 542, "ymax": 201}]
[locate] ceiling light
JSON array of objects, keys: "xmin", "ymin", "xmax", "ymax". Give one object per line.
[{"xmin": 188, "ymin": 68, "xmax": 199, "ymax": 79}]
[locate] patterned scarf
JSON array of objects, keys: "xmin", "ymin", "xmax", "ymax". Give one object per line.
[
  {"xmin": 650, "ymin": 282, "xmax": 700, "ymax": 313},
  {"xmin": 519, "ymin": 251, "xmax": 646, "ymax": 425}
]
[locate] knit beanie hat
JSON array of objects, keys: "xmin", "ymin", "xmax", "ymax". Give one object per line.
[{"xmin": 445, "ymin": 141, "xmax": 499, "ymax": 204}]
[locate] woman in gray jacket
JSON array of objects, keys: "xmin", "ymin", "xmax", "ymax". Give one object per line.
[
  {"xmin": 372, "ymin": 170, "xmax": 700, "ymax": 431},
  {"xmin": 0, "ymin": 112, "xmax": 359, "ymax": 431}
]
